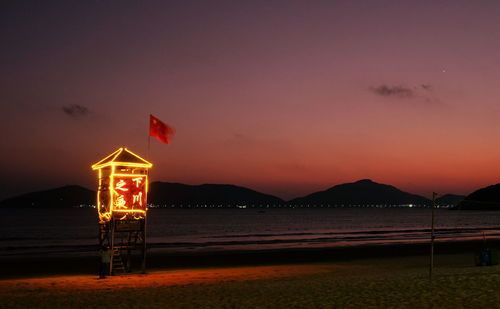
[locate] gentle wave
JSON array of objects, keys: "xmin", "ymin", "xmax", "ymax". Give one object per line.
[
  {"xmin": 204, "ymin": 226, "xmax": 500, "ymax": 239},
  {"xmin": 2, "ymin": 227, "xmax": 499, "ymax": 257},
  {"xmin": 3, "ymin": 208, "xmax": 500, "ymax": 257}
]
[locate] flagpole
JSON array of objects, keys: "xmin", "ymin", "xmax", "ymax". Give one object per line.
[
  {"xmin": 429, "ymin": 192, "xmax": 437, "ymax": 280},
  {"xmin": 147, "ymin": 114, "xmax": 151, "ymax": 157},
  {"xmin": 144, "ymin": 119, "xmax": 151, "ymax": 274},
  {"xmin": 148, "ymin": 136, "xmax": 151, "ymax": 157}
]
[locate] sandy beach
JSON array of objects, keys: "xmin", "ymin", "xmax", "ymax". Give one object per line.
[{"xmin": 2, "ymin": 242, "xmax": 500, "ymax": 308}]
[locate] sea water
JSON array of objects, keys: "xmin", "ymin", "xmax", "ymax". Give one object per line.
[{"xmin": 1, "ymin": 208, "xmax": 500, "ymax": 257}]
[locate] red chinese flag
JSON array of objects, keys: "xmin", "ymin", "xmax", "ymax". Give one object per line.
[{"xmin": 149, "ymin": 114, "xmax": 175, "ymax": 144}]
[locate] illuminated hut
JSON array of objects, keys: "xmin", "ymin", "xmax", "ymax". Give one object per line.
[{"xmin": 92, "ymin": 147, "xmax": 152, "ymax": 275}]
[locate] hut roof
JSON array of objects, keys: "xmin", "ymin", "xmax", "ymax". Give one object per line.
[{"xmin": 92, "ymin": 147, "xmax": 152, "ymax": 169}]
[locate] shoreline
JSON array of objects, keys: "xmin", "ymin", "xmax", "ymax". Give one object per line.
[{"xmin": 1, "ymin": 238, "xmax": 496, "ymax": 280}]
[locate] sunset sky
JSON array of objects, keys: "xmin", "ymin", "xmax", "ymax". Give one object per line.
[{"xmin": 2, "ymin": 0, "xmax": 500, "ymax": 200}]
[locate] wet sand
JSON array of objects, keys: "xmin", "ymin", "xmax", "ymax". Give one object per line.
[{"xmin": 0, "ymin": 239, "xmax": 496, "ymax": 279}]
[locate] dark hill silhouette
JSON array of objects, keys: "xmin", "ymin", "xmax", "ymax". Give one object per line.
[
  {"xmin": 0, "ymin": 185, "xmax": 95, "ymax": 208},
  {"xmin": 1, "ymin": 180, "xmax": 467, "ymax": 208},
  {"xmin": 149, "ymin": 182, "xmax": 284, "ymax": 206},
  {"xmin": 435, "ymin": 194, "xmax": 466, "ymax": 207},
  {"xmin": 288, "ymin": 179, "xmax": 431, "ymax": 205},
  {"xmin": 456, "ymin": 183, "xmax": 500, "ymax": 210},
  {"xmin": 0, "ymin": 183, "xmax": 284, "ymax": 208}
]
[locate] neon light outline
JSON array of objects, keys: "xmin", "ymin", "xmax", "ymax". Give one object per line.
[
  {"xmin": 93, "ymin": 147, "xmax": 152, "ymax": 222},
  {"xmin": 112, "ymin": 173, "xmax": 148, "ymax": 177},
  {"xmin": 91, "ymin": 148, "xmax": 152, "ymax": 170}
]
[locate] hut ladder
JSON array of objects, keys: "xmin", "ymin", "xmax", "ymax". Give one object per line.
[{"xmin": 111, "ymin": 249, "xmax": 126, "ymax": 275}]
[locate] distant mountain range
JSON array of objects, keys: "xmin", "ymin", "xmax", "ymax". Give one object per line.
[
  {"xmin": 436, "ymin": 194, "xmax": 466, "ymax": 207},
  {"xmin": 0, "ymin": 182, "xmax": 284, "ymax": 208},
  {"xmin": 289, "ymin": 179, "xmax": 431, "ymax": 206},
  {"xmin": 0, "ymin": 185, "xmax": 95, "ymax": 208},
  {"xmin": 149, "ymin": 182, "xmax": 284, "ymax": 206},
  {"xmin": 0, "ymin": 179, "xmax": 468, "ymax": 208},
  {"xmin": 456, "ymin": 184, "xmax": 500, "ymax": 210}
]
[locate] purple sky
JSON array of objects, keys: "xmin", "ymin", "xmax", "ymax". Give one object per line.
[{"xmin": 2, "ymin": 1, "xmax": 500, "ymax": 200}]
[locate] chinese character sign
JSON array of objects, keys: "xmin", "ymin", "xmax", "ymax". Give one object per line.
[
  {"xmin": 112, "ymin": 176, "xmax": 147, "ymax": 212},
  {"xmin": 92, "ymin": 147, "xmax": 152, "ymax": 222}
]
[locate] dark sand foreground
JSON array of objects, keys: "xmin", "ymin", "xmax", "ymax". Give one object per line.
[{"xmin": 2, "ymin": 241, "xmax": 500, "ymax": 308}]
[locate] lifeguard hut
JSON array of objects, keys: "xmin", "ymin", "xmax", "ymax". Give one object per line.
[{"xmin": 92, "ymin": 147, "xmax": 152, "ymax": 274}]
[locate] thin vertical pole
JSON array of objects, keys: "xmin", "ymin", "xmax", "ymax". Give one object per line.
[
  {"xmin": 144, "ymin": 117, "xmax": 151, "ymax": 274},
  {"xmin": 126, "ymin": 231, "xmax": 132, "ymax": 272},
  {"xmin": 110, "ymin": 219, "xmax": 115, "ymax": 276},
  {"xmin": 142, "ymin": 217, "xmax": 147, "ymax": 274},
  {"xmin": 430, "ymin": 192, "xmax": 437, "ymax": 280},
  {"xmin": 148, "ymin": 136, "xmax": 151, "ymax": 156},
  {"xmin": 143, "ymin": 136, "xmax": 149, "ymax": 274},
  {"xmin": 148, "ymin": 114, "xmax": 151, "ymax": 157}
]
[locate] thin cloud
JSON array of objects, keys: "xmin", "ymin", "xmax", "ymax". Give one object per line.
[
  {"xmin": 421, "ymin": 84, "xmax": 432, "ymax": 91},
  {"xmin": 369, "ymin": 83, "xmax": 442, "ymax": 105},
  {"xmin": 370, "ymin": 85, "xmax": 415, "ymax": 98},
  {"xmin": 62, "ymin": 104, "xmax": 89, "ymax": 118}
]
